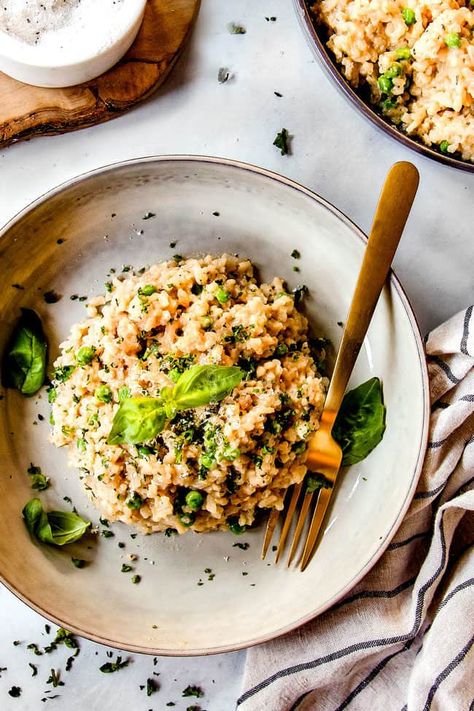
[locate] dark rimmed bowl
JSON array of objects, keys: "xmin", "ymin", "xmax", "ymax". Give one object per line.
[{"xmin": 294, "ymin": 0, "xmax": 474, "ymax": 173}]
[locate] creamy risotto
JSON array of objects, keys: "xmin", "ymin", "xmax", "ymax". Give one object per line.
[
  {"xmin": 50, "ymin": 255, "xmax": 327, "ymax": 534},
  {"xmin": 312, "ymin": 0, "xmax": 474, "ymax": 162}
]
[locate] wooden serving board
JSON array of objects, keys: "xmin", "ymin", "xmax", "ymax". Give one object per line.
[{"xmin": 0, "ymin": 0, "xmax": 200, "ymax": 148}]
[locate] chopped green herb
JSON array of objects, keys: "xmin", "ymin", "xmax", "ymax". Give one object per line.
[
  {"xmin": 228, "ymin": 518, "xmax": 247, "ymax": 535},
  {"xmin": 164, "ymin": 528, "xmax": 177, "ymax": 537},
  {"xmin": 101, "ymin": 529, "xmax": 114, "ymax": 538},
  {"xmin": 121, "ymin": 564, "xmax": 133, "ymax": 573},
  {"xmin": 218, "ymin": 67, "xmax": 230, "ymax": 83},
  {"xmin": 227, "ymin": 22, "xmax": 246, "ymax": 34},
  {"xmin": 118, "ymin": 385, "xmax": 131, "ymax": 402},
  {"xmin": 142, "ymin": 212, "xmax": 156, "ymax": 220},
  {"xmin": 54, "ymin": 365, "xmax": 75, "ymax": 383},
  {"xmin": 100, "ymin": 655, "xmax": 129, "ymax": 673},
  {"xmin": 273, "ymin": 128, "xmax": 290, "ymax": 155},
  {"xmin": 179, "ymin": 512, "xmax": 195, "ymax": 527},
  {"xmin": 105, "ymin": 281, "xmax": 113, "ymax": 292},
  {"xmin": 305, "ymin": 473, "xmax": 332, "ymax": 493},
  {"xmin": 8, "ymin": 686, "xmax": 22, "ymax": 698},
  {"xmin": 126, "ymin": 492, "xmax": 144, "ymax": 510},
  {"xmin": 29, "ymin": 663, "xmax": 38, "ymax": 676},
  {"xmin": 46, "ymin": 669, "xmax": 64, "ymax": 688},
  {"xmin": 292, "ymin": 284, "xmax": 309, "ymax": 306},
  {"xmin": 27, "ymin": 464, "xmax": 50, "ymax": 491},
  {"xmin": 132, "ymin": 574, "xmax": 141, "ymax": 585},
  {"xmin": 291, "ymin": 249, "xmax": 300, "ymax": 259},
  {"xmin": 182, "ymin": 685, "xmax": 204, "ymax": 698},
  {"xmin": 233, "ymin": 542, "xmax": 250, "ymax": 550}
]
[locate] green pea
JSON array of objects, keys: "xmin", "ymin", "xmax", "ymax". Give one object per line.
[
  {"xmin": 199, "ymin": 452, "xmax": 215, "ymax": 470},
  {"xmin": 76, "ymin": 346, "xmax": 96, "ymax": 366},
  {"xmin": 138, "ymin": 285, "xmax": 157, "ymax": 297},
  {"xmin": 221, "ymin": 445, "xmax": 240, "ymax": 461},
  {"xmin": 444, "ymin": 33, "xmax": 461, "ymax": 48},
  {"xmin": 385, "ymin": 62, "xmax": 403, "ymax": 78},
  {"xmin": 439, "ymin": 140, "xmax": 450, "ymax": 154},
  {"xmin": 377, "ymin": 75, "xmax": 393, "ymax": 94},
  {"xmin": 228, "ymin": 520, "xmax": 247, "ymax": 535},
  {"xmin": 215, "ymin": 286, "xmax": 230, "ymax": 304},
  {"xmin": 95, "ymin": 384, "xmax": 113, "ymax": 403},
  {"xmin": 395, "ymin": 47, "xmax": 411, "ymax": 60},
  {"xmin": 401, "ymin": 7, "xmax": 416, "ymax": 25},
  {"xmin": 179, "ymin": 512, "xmax": 195, "ymax": 527},
  {"xmin": 185, "ymin": 490, "xmax": 204, "ymax": 511}
]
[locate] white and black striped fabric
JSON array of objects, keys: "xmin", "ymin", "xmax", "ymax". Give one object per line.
[{"xmin": 239, "ymin": 307, "xmax": 474, "ymax": 711}]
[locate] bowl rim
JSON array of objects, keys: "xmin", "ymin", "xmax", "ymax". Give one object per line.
[
  {"xmin": 293, "ymin": 0, "xmax": 474, "ymax": 174},
  {"xmin": 0, "ymin": 154, "xmax": 430, "ymax": 656}
]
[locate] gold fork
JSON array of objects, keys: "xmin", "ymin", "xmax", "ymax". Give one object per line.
[{"xmin": 262, "ymin": 161, "xmax": 420, "ymax": 571}]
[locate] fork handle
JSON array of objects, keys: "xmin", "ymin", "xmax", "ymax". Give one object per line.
[{"xmin": 324, "ymin": 161, "xmax": 419, "ymax": 421}]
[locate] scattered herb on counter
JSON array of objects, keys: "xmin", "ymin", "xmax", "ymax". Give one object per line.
[
  {"xmin": 218, "ymin": 67, "xmax": 230, "ymax": 83},
  {"xmin": 27, "ymin": 643, "xmax": 43, "ymax": 656},
  {"xmin": 291, "ymin": 249, "xmax": 301, "ymax": 259},
  {"xmin": 182, "ymin": 685, "xmax": 204, "ymax": 698},
  {"xmin": 274, "ymin": 91, "xmax": 283, "ymax": 97},
  {"xmin": 131, "ymin": 574, "xmax": 141, "ymax": 584},
  {"xmin": 142, "ymin": 212, "xmax": 156, "ymax": 220},
  {"xmin": 332, "ymin": 377, "xmax": 386, "ymax": 465},
  {"xmin": 99, "ymin": 655, "xmax": 129, "ymax": 673},
  {"xmin": 233, "ymin": 542, "xmax": 250, "ymax": 550},
  {"xmin": 46, "ymin": 669, "xmax": 64, "ymax": 688},
  {"xmin": 101, "ymin": 529, "xmax": 114, "ymax": 538},
  {"xmin": 27, "ymin": 464, "xmax": 50, "ymax": 491},
  {"xmin": 273, "ymin": 128, "xmax": 290, "ymax": 156},
  {"xmin": 43, "ymin": 291, "xmax": 61, "ymax": 304},
  {"xmin": 23, "ymin": 498, "xmax": 90, "ymax": 546},
  {"xmin": 265, "ymin": 16, "xmax": 277, "ymax": 21},
  {"xmin": 8, "ymin": 686, "xmax": 22, "ymax": 698},
  {"xmin": 29, "ymin": 663, "xmax": 38, "ymax": 676},
  {"xmin": 145, "ymin": 677, "xmax": 158, "ymax": 696},
  {"xmin": 227, "ymin": 22, "xmax": 246, "ymax": 34},
  {"xmin": 121, "ymin": 564, "xmax": 133, "ymax": 573},
  {"xmin": 13, "ymin": 640, "xmax": 21, "ymax": 646},
  {"xmin": 108, "ymin": 365, "xmax": 243, "ymax": 445},
  {"xmin": 2, "ymin": 309, "xmax": 47, "ymax": 396},
  {"xmin": 0, "ymin": 667, "xmax": 8, "ymax": 677}
]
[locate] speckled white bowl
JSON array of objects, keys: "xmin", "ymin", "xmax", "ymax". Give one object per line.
[
  {"xmin": 0, "ymin": 0, "xmax": 147, "ymax": 87},
  {"xmin": 0, "ymin": 156, "xmax": 429, "ymax": 655}
]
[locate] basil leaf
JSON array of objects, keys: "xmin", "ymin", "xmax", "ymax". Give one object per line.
[
  {"xmin": 23, "ymin": 498, "xmax": 90, "ymax": 546},
  {"xmin": 2, "ymin": 309, "xmax": 47, "ymax": 395},
  {"xmin": 172, "ymin": 365, "xmax": 243, "ymax": 410},
  {"xmin": 332, "ymin": 377, "xmax": 386, "ymax": 466},
  {"xmin": 107, "ymin": 397, "xmax": 166, "ymax": 445}
]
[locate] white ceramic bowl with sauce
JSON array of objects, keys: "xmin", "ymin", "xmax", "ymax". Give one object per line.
[{"xmin": 0, "ymin": 0, "xmax": 147, "ymax": 88}]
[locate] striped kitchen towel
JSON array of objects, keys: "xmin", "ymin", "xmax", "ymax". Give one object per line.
[{"xmin": 239, "ymin": 306, "xmax": 474, "ymax": 711}]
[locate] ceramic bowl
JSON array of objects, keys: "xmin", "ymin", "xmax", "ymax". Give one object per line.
[
  {"xmin": 0, "ymin": 156, "xmax": 429, "ymax": 655},
  {"xmin": 0, "ymin": 0, "xmax": 147, "ymax": 88},
  {"xmin": 293, "ymin": 0, "xmax": 474, "ymax": 173}
]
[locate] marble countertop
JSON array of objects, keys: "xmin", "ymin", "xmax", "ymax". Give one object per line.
[{"xmin": 0, "ymin": 1, "xmax": 472, "ymax": 710}]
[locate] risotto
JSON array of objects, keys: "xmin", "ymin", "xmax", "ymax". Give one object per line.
[
  {"xmin": 50, "ymin": 255, "xmax": 327, "ymax": 534},
  {"xmin": 312, "ymin": 0, "xmax": 474, "ymax": 162}
]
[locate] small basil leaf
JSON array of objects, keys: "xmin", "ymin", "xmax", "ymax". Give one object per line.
[
  {"xmin": 22, "ymin": 498, "xmax": 90, "ymax": 546},
  {"xmin": 2, "ymin": 309, "xmax": 47, "ymax": 395},
  {"xmin": 107, "ymin": 397, "xmax": 166, "ymax": 445},
  {"xmin": 172, "ymin": 365, "xmax": 243, "ymax": 410},
  {"xmin": 332, "ymin": 377, "xmax": 386, "ymax": 466}
]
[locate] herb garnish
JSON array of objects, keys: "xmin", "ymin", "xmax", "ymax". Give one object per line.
[
  {"xmin": 182, "ymin": 685, "xmax": 204, "ymax": 698},
  {"xmin": 23, "ymin": 498, "xmax": 90, "ymax": 546},
  {"xmin": 305, "ymin": 473, "xmax": 332, "ymax": 493},
  {"xmin": 332, "ymin": 378, "xmax": 386, "ymax": 465},
  {"xmin": 27, "ymin": 464, "xmax": 50, "ymax": 491},
  {"xmin": 2, "ymin": 309, "xmax": 47, "ymax": 396},
  {"xmin": 100, "ymin": 655, "xmax": 129, "ymax": 673},
  {"xmin": 108, "ymin": 365, "xmax": 243, "ymax": 445},
  {"xmin": 8, "ymin": 686, "xmax": 22, "ymax": 697},
  {"xmin": 218, "ymin": 67, "xmax": 230, "ymax": 83},
  {"xmin": 227, "ymin": 22, "xmax": 246, "ymax": 34},
  {"xmin": 273, "ymin": 128, "xmax": 290, "ymax": 155}
]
